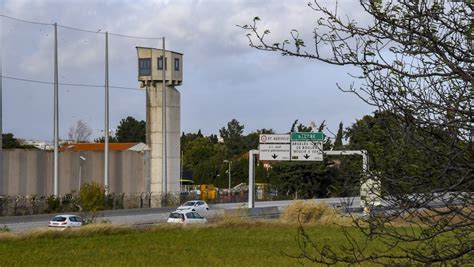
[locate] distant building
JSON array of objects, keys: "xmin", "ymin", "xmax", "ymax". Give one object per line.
[{"xmin": 19, "ymin": 140, "xmax": 53, "ymax": 150}]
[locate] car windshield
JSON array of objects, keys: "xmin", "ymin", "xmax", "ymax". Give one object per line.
[
  {"xmin": 52, "ymin": 216, "xmax": 67, "ymax": 222},
  {"xmin": 182, "ymin": 202, "xmax": 196, "ymax": 206},
  {"xmin": 169, "ymin": 213, "xmax": 183, "ymax": 219}
]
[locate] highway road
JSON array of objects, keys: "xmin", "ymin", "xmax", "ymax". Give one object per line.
[{"xmin": 0, "ymin": 197, "xmax": 362, "ymax": 232}]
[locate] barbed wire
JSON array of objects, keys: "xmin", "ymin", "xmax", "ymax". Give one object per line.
[
  {"xmin": 1, "ymin": 75, "xmax": 142, "ymax": 91},
  {"xmin": 0, "ymin": 14, "xmax": 164, "ymax": 40}
]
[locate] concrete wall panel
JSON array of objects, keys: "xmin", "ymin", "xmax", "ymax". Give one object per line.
[
  {"xmin": 0, "ymin": 150, "xmax": 147, "ymax": 196},
  {"xmin": 25, "ymin": 151, "xmax": 38, "ymax": 195},
  {"xmin": 8, "ymin": 150, "xmax": 20, "ymax": 195}
]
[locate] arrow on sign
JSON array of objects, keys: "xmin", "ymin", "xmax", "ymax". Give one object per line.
[
  {"xmin": 304, "ymin": 154, "xmax": 310, "ymax": 159},
  {"xmin": 272, "ymin": 154, "xmax": 278, "ymax": 159}
]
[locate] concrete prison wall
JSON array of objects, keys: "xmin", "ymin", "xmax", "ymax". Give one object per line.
[{"xmin": 0, "ymin": 149, "xmax": 146, "ymax": 196}]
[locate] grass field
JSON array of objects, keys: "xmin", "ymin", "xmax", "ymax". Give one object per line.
[
  {"xmin": 2, "ymin": 202, "xmax": 470, "ymax": 266},
  {"xmin": 0, "ymin": 222, "xmax": 381, "ymax": 266}
]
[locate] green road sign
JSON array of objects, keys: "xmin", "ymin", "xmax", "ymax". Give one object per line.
[{"xmin": 290, "ymin": 132, "xmax": 325, "ymax": 141}]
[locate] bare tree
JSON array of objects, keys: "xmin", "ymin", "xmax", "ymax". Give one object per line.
[
  {"xmin": 68, "ymin": 120, "xmax": 92, "ymax": 143},
  {"xmin": 241, "ymin": 0, "xmax": 472, "ymax": 265}
]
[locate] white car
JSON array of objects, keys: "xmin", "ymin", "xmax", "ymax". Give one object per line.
[
  {"xmin": 167, "ymin": 211, "xmax": 207, "ymax": 224},
  {"xmin": 176, "ymin": 200, "xmax": 209, "ymax": 213},
  {"xmin": 48, "ymin": 215, "xmax": 83, "ymax": 229}
]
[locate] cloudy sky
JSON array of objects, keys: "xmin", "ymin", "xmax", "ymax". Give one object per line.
[{"xmin": 1, "ymin": 0, "xmax": 374, "ymax": 142}]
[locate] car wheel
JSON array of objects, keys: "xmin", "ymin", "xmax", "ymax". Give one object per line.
[
  {"xmin": 192, "ymin": 209, "xmax": 195, "ymax": 211},
  {"xmin": 206, "ymin": 207, "xmax": 209, "ymax": 210}
]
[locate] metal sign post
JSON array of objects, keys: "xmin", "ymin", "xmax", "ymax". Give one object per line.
[{"xmin": 248, "ymin": 149, "xmax": 259, "ymax": 208}]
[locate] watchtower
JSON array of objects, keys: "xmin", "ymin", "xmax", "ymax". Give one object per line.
[{"xmin": 136, "ymin": 47, "xmax": 183, "ymax": 206}]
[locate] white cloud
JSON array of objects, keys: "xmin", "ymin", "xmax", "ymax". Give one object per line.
[{"xmin": 2, "ymin": 0, "xmax": 374, "ymax": 140}]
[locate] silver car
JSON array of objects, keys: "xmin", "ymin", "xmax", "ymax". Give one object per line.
[
  {"xmin": 48, "ymin": 215, "xmax": 83, "ymax": 229},
  {"xmin": 167, "ymin": 211, "xmax": 207, "ymax": 224},
  {"xmin": 176, "ymin": 201, "xmax": 209, "ymax": 213}
]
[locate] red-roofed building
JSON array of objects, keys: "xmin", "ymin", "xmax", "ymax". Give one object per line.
[{"xmin": 60, "ymin": 143, "xmax": 148, "ymax": 152}]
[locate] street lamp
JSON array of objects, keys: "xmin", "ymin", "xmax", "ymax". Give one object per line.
[
  {"xmin": 223, "ymin": 160, "xmax": 232, "ymax": 192},
  {"xmin": 78, "ymin": 155, "xmax": 86, "ymax": 191}
]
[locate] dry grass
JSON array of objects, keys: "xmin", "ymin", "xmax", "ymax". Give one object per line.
[
  {"xmin": 280, "ymin": 201, "xmax": 354, "ymax": 226},
  {"xmin": 0, "ymin": 220, "xmax": 263, "ymax": 241},
  {"xmin": 211, "ymin": 209, "xmax": 255, "ymax": 226},
  {"xmin": 0, "ymin": 223, "xmax": 137, "ymax": 241}
]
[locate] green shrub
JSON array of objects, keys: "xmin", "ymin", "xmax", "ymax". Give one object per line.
[{"xmin": 79, "ymin": 182, "xmax": 105, "ymax": 222}]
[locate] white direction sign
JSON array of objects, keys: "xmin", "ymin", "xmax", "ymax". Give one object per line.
[
  {"xmin": 259, "ymin": 144, "xmax": 291, "ymax": 161},
  {"xmin": 291, "ymin": 141, "xmax": 323, "ymax": 161},
  {"xmin": 259, "ymin": 134, "xmax": 290, "ymax": 144}
]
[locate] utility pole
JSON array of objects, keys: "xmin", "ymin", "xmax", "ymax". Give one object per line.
[
  {"xmin": 53, "ymin": 23, "xmax": 59, "ymax": 196},
  {"xmin": 104, "ymin": 31, "xmax": 109, "ymax": 195}
]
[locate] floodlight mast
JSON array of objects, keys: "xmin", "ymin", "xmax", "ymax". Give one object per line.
[
  {"xmin": 104, "ymin": 31, "xmax": 109, "ymax": 195},
  {"xmin": 0, "ymin": 27, "xmax": 2, "ymax": 195},
  {"xmin": 53, "ymin": 23, "xmax": 59, "ymax": 196},
  {"xmin": 162, "ymin": 37, "xmax": 167, "ymax": 195}
]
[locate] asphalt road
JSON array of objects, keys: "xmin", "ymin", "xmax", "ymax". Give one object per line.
[{"xmin": 0, "ymin": 197, "xmax": 362, "ymax": 232}]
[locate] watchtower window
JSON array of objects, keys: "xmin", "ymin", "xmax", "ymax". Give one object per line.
[
  {"xmin": 138, "ymin": 58, "xmax": 151, "ymax": 76},
  {"xmin": 158, "ymin": 56, "xmax": 168, "ymax": 70},
  {"xmin": 174, "ymin": 58, "xmax": 180, "ymax": 71}
]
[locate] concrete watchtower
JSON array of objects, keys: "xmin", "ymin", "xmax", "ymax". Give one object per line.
[{"xmin": 136, "ymin": 47, "xmax": 183, "ymax": 206}]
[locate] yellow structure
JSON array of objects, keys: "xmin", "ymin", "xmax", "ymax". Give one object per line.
[{"xmin": 200, "ymin": 184, "xmax": 217, "ymax": 201}]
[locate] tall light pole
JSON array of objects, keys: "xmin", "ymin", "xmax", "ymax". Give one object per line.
[
  {"xmin": 53, "ymin": 23, "xmax": 59, "ymax": 196},
  {"xmin": 78, "ymin": 155, "xmax": 86, "ymax": 191},
  {"xmin": 161, "ymin": 37, "xmax": 167, "ymax": 196},
  {"xmin": 0, "ymin": 28, "xmax": 3, "ymax": 196},
  {"xmin": 223, "ymin": 160, "xmax": 232, "ymax": 192},
  {"xmin": 104, "ymin": 31, "xmax": 109, "ymax": 195}
]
